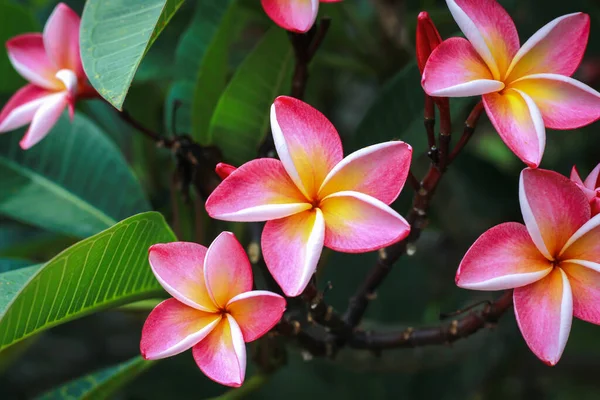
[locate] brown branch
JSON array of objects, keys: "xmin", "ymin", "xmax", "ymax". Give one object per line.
[
  {"xmin": 119, "ymin": 110, "xmax": 172, "ymax": 147},
  {"xmin": 449, "ymin": 101, "xmax": 484, "ymax": 163},
  {"xmin": 424, "ymin": 96, "xmax": 436, "ymax": 150}
]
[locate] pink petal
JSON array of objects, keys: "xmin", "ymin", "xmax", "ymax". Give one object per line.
[
  {"xmin": 192, "ymin": 315, "xmax": 246, "ymax": 388},
  {"xmin": 43, "ymin": 3, "xmax": 83, "ymax": 76},
  {"xmin": 319, "ymin": 191, "xmax": 410, "ymax": 253},
  {"xmin": 520, "ymin": 168, "xmax": 591, "ymax": 260},
  {"xmin": 560, "ymin": 213, "xmax": 600, "ymax": 263},
  {"xmin": 514, "ymin": 268, "xmax": 572, "ymax": 366},
  {"xmin": 227, "ymin": 291, "xmax": 286, "ymax": 342},
  {"xmin": 215, "ymin": 162, "xmax": 237, "ymax": 180},
  {"xmin": 482, "ymin": 88, "xmax": 545, "ymax": 168},
  {"xmin": 583, "ymin": 163, "xmax": 600, "ymax": 190},
  {"xmin": 19, "ymin": 92, "xmax": 67, "ymax": 149},
  {"xmin": 446, "ymin": 0, "xmax": 520, "ymax": 79},
  {"xmin": 561, "ymin": 262, "xmax": 600, "ymax": 325},
  {"xmin": 0, "ymin": 85, "xmax": 53, "ymax": 132},
  {"xmin": 422, "ymin": 37, "xmax": 504, "ymax": 97},
  {"xmin": 456, "ymin": 222, "xmax": 552, "ymax": 290},
  {"xmin": 205, "ymin": 158, "xmax": 311, "ymax": 222},
  {"xmin": 318, "ymin": 141, "xmax": 412, "ymax": 205},
  {"xmin": 140, "ymin": 299, "xmax": 221, "ymax": 360},
  {"xmin": 6, "ymin": 34, "xmax": 60, "ymax": 90},
  {"xmin": 506, "ymin": 13, "xmax": 590, "ymax": 82},
  {"xmin": 510, "ymin": 74, "xmax": 600, "ymax": 130},
  {"xmin": 148, "ymin": 242, "xmax": 218, "ymax": 312},
  {"xmin": 262, "ymin": 209, "xmax": 325, "ymax": 297},
  {"xmin": 271, "ymin": 96, "xmax": 343, "ymax": 199},
  {"xmin": 570, "ymin": 165, "xmax": 599, "ymax": 202},
  {"xmin": 261, "ymin": 0, "xmax": 319, "ymax": 33},
  {"xmin": 204, "ymin": 232, "xmax": 253, "ymax": 309},
  {"xmin": 592, "ymin": 198, "xmax": 600, "ymax": 217}
]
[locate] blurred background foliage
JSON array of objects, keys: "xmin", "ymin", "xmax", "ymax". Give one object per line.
[{"xmin": 0, "ymin": 0, "xmax": 599, "ymax": 398}]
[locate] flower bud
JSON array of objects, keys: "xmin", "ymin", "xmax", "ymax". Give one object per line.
[
  {"xmin": 215, "ymin": 163, "xmax": 237, "ymax": 180},
  {"xmin": 416, "ymin": 12, "xmax": 442, "ymax": 74}
]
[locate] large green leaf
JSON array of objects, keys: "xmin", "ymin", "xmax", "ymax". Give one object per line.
[
  {"xmin": 38, "ymin": 356, "xmax": 153, "ymax": 400},
  {"xmin": 0, "ymin": 114, "xmax": 150, "ymax": 238},
  {"xmin": 209, "ymin": 27, "xmax": 294, "ymax": 165},
  {"xmin": 80, "ymin": 0, "xmax": 185, "ymax": 110},
  {"xmin": 0, "ymin": 212, "xmax": 176, "ymax": 351}
]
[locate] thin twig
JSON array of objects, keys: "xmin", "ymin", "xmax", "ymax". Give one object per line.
[
  {"xmin": 119, "ymin": 111, "xmax": 171, "ymax": 146},
  {"xmin": 449, "ymin": 101, "xmax": 484, "ymax": 163}
]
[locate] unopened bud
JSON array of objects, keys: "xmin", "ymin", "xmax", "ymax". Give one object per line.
[
  {"xmin": 215, "ymin": 162, "xmax": 237, "ymax": 180},
  {"xmin": 416, "ymin": 11, "xmax": 442, "ymax": 74}
]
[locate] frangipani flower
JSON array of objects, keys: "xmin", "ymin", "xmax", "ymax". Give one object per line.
[
  {"xmin": 422, "ymin": 0, "xmax": 600, "ymax": 168},
  {"xmin": 140, "ymin": 232, "xmax": 286, "ymax": 387},
  {"xmin": 456, "ymin": 168, "xmax": 600, "ymax": 365},
  {"xmin": 206, "ymin": 96, "xmax": 412, "ymax": 297},
  {"xmin": 261, "ymin": 0, "xmax": 342, "ymax": 33},
  {"xmin": 0, "ymin": 3, "xmax": 95, "ymax": 149},
  {"xmin": 571, "ymin": 163, "xmax": 600, "ymax": 216}
]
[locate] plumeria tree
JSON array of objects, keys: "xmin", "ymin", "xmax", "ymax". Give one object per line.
[{"xmin": 0, "ymin": 0, "xmax": 599, "ymax": 398}]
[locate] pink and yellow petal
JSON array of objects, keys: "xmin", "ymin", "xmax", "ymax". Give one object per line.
[
  {"xmin": 514, "ymin": 268, "xmax": 573, "ymax": 366},
  {"xmin": 319, "ymin": 191, "xmax": 410, "ymax": 253},
  {"xmin": 140, "ymin": 299, "xmax": 221, "ymax": 360},
  {"xmin": 205, "ymin": 158, "xmax": 311, "ymax": 222},
  {"xmin": 261, "ymin": 0, "xmax": 319, "ymax": 33},
  {"xmin": 456, "ymin": 222, "xmax": 552, "ymax": 290},
  {"xmin": 262, "ymin": 209, "xmax": 325, "ymax": 297},
  {"xmin": 560, "ymin": 214, "xmax": 600, "ymax": 262},
  {"xmin": 43, "ymin": 3, "xmax": 83, "ymax": 76},
  {"xmin": 19, "ymin": 92, "xmax": 67, "ymax": 149},
  {"xmin": 227, "ymin": 291, "xmax": 286, "ymax": 342},
  {"xmin": 561, "ymin": 262, "xmax": 600, "ymax": 325},
  {"xmin": 6, "ymin": 34, "xmax": 60, "ymax": 90},
  {"xmin": 0, "ymin": 85, "xmax": 53, "ymax": 132}
]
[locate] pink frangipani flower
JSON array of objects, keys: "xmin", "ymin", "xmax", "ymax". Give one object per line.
[
  {"xmin": 422, "ymin": 0, "xmax": 600, "ymax": 168},
  {"xmin": 206, "ymin": 96, "xmax": 412, "ymax": 297},
  {"xmin": 140, "ymin": 232, "xmax": 286, "ymax": 387},
  {"xmin": 571, "ymin": 163, "xmax": 600, "ymax": 216},
  {"xmin": 456, "ymin": 168, "xmax": 600, "ymax": 365},
  {"xmin": 261, "ymin": 0, "xmax": 342, "ymax": 33},
  {"xmin": 0, "ymin": 3, "xmax": 95, "ymax": 149}
]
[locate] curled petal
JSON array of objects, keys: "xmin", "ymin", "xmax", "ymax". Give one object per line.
[
  {"xmin": 0, "ymin": 85, "xmax": 53, "ymax": 132},
  {"xmin": 6, "ymin": 34, "xmax": 60, "ymax": 90},
  {"xmin": 416, "ymin": 11, "xmax": 443, "ymax": 74},
  {"xmin": 262, "ymin": 209, "xmax": 325, "ymax": 297},
  {"xmin": 456, "ymin": 222, "xmax": 552, "ymax": 290},
  {"xmin": 570, "ymin": 166, "xmax": 596, "ymax": 201},
  {"xmin": 227, "ymin": 291, "xmax": 286, "ymax": 342},
  {"xmin": 140, "ymin": 299, "xmax": 221, "ymax": 360},
  {"xmin": 561, "ymin": 262, "xmax": 600, "ymax": 325},
  {"xmin": 205, "ymin": 158, "xmax": 311, "ymax": 222},
  {"xmin": 19, "ymin": 92, "xmax": 67, "ymax": 149},
  {"xmin": 215, "ymin": 162, "xmax": 237, "ymax": 180},
  {"xmin": 204, "ymin": 232, "xmax": 253, "ymax": 309},
  {"xmin": 320, "ymin": 191, "xmax": 410, "ymax": 252},
  {"xmin": 514, "ymin": 268, "xmax": 572, "ymax": 366},
  {"xmin": 43, "ymin": 3, "xmax": 83, "ymax": 76},
  {"xmin": 560, "ymin": 213, "xmax": 600, "ymax": 263},
  {"xmin": 148, "ymin": 242, "xmax": 217, "ymax": 312},
  {"xmin": 583, "ymin": 164, "xmax": 600, "ymax": 190},
  {"xmin": 422, "ymin": 38, "xmax": 504, "ymax": 97},
  {"xmin": 482, "ymin": 89, "xmax": 545, "ymax": 168},
  {"xmin": 261, "ymin": 0, "xmax": 319, "ymax": 33},
  {"xmin": 193, "ymin": 315, "xmax": 247, "ymax": 388}
]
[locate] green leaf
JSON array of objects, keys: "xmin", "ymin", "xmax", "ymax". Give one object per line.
[
  {"xmin": 38, "ymin": 356, "xmax": 153, "ymax": 400},
  {"xmin": 0, "ymin": 114, "xmax": 150, "ymax": 238},
  {"xmin": 0, "ymin": 212, "xmax": 176, "ymax": 352},
  {"xmin": 0, "ymin": 1, "xmax": 38, "ymax": 93},
  {"xmin": 209, "ymin": 27, "xmax": 294, "ymax": 165},
  {"xmin": 80, "ymin": 0, "xmax": 185, "ymax": 110}
]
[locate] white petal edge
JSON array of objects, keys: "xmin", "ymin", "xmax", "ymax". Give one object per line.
[
  {"xmin": 519, "ymin": 169, "xmax": 553, "ymax": 260},
  {"xmin": 0, "ymin": 95, "xmax": 49, "ymax": 132},
  {"xmin": 427, "ymin": 79, "xmax": 504, "ymax": 97},
  {"xmin": 226, "ymin": 314, "xmax": 247, "ymax": 383},
  {"xmin": 458, "ymin": 268, "xmax": 552, "ymax": 291},
  {"xmin": 556, "ymin": 268, "xmax": 573, "ymax": 366},
  {"xmin": 562, "ymin": 259, "xmax": 600, "ymax": 273},
  {"xmin": 211, "ymin": 203, "xmax": 312, "ymax": 222},
  {"xmin": 559, "ymin": 213, "xmax": 600, "ymax": 256},
  {"xmin": 226, "ymin": 290, "xmax": 284, "ymax": 308}
]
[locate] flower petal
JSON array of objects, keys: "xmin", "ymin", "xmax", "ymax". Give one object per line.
[
  {"xmin": 583, "ymin": 164, "xmax": 600, "ymax": 190},
  {"xmin": 506, "ymin": 13, "xmax": 590, "ymax": 82},
  {"xmin": 318, "ymin": 141, "xmax": 412, "ymax": 204},
  {"xmin": 227, "ymin": 291, "xmax": 286, "ymax": 342},
  {"xmin": 271, "ymin": 96, "xmax": 343, "ymax": 199},
  {"xmin": 262, "ymin": 209, "xmax": 325, "ymax": 297},
  {"xmin": 560, "ymin": 213, "xmax": 600, "ymax": 263},
  {"xmin": 456, "ymin": 222, "xmax": 552, "ymax": 290},
  {"xmin": 148, "ymin": 242, "xmax": 218, "ymax": 312},
  {"xmin": 514, "ymin": 268, "xmax": 572, "ymax": 366},
  {"xmin": 6, "ymin": 34, "xmax": 60, "ymax": 90},
  {"xmin": 319, "ymin": 191, "xmax": 410, "ymax": 252},
  {"xmin": 570, "ymin": 166, "xmax": 596, "ymax": 201},
  {"xmin": 261, "ymin": 0, "xmax": 319, "ymax": 33},
  {"xmin": 422, "ymin": 37, "xmax": 504, "ymax": 97},
  {"xmin": 520, "ymin": 168, "xmax": 591, "ymax": 260},
  {"xmin": 561, "ymin": 262, "xmax": 600, "ymax": 325},
  {"xmin": 19, "ymin": 92, "xmax": 67, "ymax": 150},
  {"xmin": 510, "ymin": 74, "xmax": 600, "ymax": 130},
  {"xmin": 192, "ymin": 315, "xmax": 246, "ymax": 388},
  {"xmin": 0, "ymin": 85, "xmax": 53, "ymax": 132},
  {"xmin": 482, "ymin": 88, "xmax": 545, "ymax": 168},
  {"xmin": 140, "ymin": 299, "xmax": 221, "ymax": 360},
  {"xmin": 205, "ymin": 158, "xmax": 311, "ymax": 222},
  {"xmin": 43, "ymin": 3, "xmax": 83, "ymax": 76},
  {"xmin": 204, "ymin": 232, "xmax": 253, "ymax": 309},
  {"xmin": 446, "ymin": 0, "xmax": 520, "ymax": 79}
]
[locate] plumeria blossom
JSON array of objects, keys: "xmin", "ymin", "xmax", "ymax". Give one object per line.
[
  {"xmin": 206, "ymin": 96, "xmax": 412, "ymax": 297},
  {"xmin": 456, "ymin": 168, "xmax": 600, "ymax": 365},
  {"xmin": 422, "ymin": 0, "xmax": 600, "ymax": 167},
  {"xmin": 571, "ymin": 163, "xmax": 600, "ymax": 216},
  {"xmin": 140, "ymin": 232, "xmax": 286, "ymax": 387},
  {"xmin": 0, "ymin": 3, "xmax": 95, "ymax": 149},
  {"xmin": 261, "ymin": 0, "xmax": 342, "ymax": 33}
]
